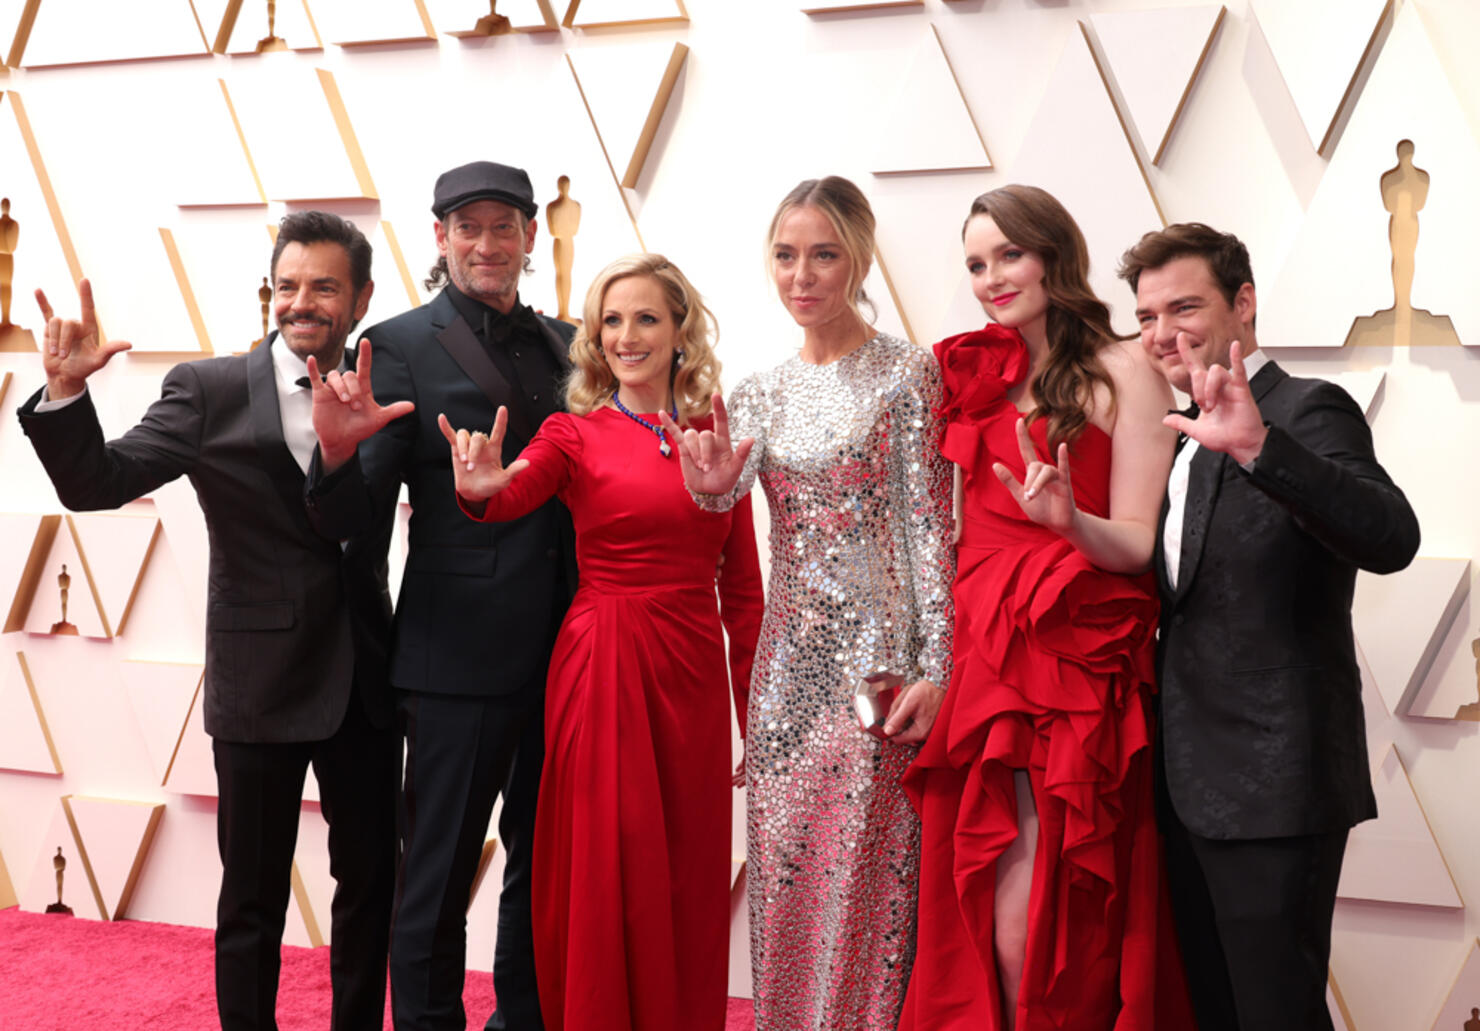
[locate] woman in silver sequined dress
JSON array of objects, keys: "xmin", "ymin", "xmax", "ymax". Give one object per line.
[{"xmin": 663, "ymin": 177, "xmax": 955, "ymax": 1030}]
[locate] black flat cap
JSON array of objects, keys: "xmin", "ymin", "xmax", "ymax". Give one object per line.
[{"xmin": 432, "ymin": 161, "xmax": 537, "ymax": 220}]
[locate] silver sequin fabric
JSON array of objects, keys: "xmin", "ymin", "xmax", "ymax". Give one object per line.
[{"xmin": 703, "ymin": 333, "xmax": 954, "ymax": 1030}]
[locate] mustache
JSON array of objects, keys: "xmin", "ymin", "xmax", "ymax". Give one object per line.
[{"xmin": 280, "ymin": 314, "xmax": 332, "ymax": 327}]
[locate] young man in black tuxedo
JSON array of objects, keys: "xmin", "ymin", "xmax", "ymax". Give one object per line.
[
  {"xmin": 306, "ymin": 161, "xmax": 576, "ymax": 1031},
  {"xmin": 17, "ymin": 212, "xmax": 402, "ymax": 1030},
  {"xmin": 1119, "ymin": 223, "xmax": 1420, "ymax": 1031}
]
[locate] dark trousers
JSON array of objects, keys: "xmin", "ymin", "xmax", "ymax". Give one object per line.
[
  {"xmin": 1162, "ymin": 811, "xmax": 1349, "ymax": 1031},
  {"xmin": 214, "ymin": 692, "xmax": 398, "ymax": 1031},
  {"xmin": 389, "ymin": 687, "xmax": 545, "ymax": 1031}
]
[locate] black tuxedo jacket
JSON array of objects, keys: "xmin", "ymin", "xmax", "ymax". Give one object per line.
[
  {"xmin": 1154, "ymin": 360, "xmax": 1419, "ymax": 840},
  {"xmin": 305, "ymin": 289, "xmax": 577, "ymax": 697},
  {"xmin": 17, "ymin": 336, "xmax": 394, "ymax": 743}
]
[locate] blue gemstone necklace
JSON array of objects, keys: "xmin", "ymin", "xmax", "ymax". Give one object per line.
[{"xmin": 611, "ymin": 393, "xmax": 677, "ymax": 457}]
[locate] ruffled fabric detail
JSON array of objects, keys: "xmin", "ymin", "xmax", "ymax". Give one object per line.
[
  {"xmin": 902, "ymin": 323, "xmax": 1184, "ymax": 1029},
  {"xmin": 933, "ymin": 325, "xmax": 1030, "ymax": 471}
]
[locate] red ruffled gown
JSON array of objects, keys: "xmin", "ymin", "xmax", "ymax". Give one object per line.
[
  {"xmin": 463, "ymin": 408, "xmax": 764, "ymax": 1031},
  {"xmin": 900, "ymin": 326, "xmax": 1190, "ymax": 1030}
]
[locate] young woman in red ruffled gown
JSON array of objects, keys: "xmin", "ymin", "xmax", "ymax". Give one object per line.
[
  {"xmin": 900, "ymin": 186, "xmax": 1192, "ymax": 1030},
  {"xmin": 441, "ymin": 254, "xmax": 764, "ymax": 1031}
]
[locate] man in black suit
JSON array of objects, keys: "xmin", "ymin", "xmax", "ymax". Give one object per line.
[
  {"xmin": 1118, "ymin": 223, "xmax": 1420, "ymax": 1031},
  {"xmin": 306, "ymin": 161, "xmax": 576, "ymax": 1031},
  {"xmin": 17, "ymin": 211, "xmax": 401, "ymax": 1030}
]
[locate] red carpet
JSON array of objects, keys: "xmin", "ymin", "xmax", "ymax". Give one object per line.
[{"xmin": 0, "ymin": 907, "xmax": 755, "ymax": 1029}]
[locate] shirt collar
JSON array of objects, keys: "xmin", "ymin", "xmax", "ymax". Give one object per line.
[
  {"xmin": 445, "ymin": 282, "xmax": 527, "ymax": 336},
  {"xmin": 270, "ymin": 334, "xmax": 346, "ymax": 393},
  {"xmin": 1241, "ymin": 347, "xmax": 1270, "ymax": 382}
]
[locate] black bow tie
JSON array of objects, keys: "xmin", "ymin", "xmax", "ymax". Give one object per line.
[
  {"xmin": 483, "ymin": 305, "xmax": 542, "ymax": 346},
  {"xmin": 1171, "ymin": 402, "xmax": 1198, "ymax": 451},
  {"xmin": 295, "ymin": 376, "xmax": 313, "ymax": 390}
]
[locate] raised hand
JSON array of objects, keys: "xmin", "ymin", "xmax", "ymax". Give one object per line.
[
  {"xmin": 1162, "ymin": 336, "xmax": 1267, "ymax": 465},
  {"xmin": 993, "ymin": 418, "xmax": 1077, "ymax": 535},
  {"xmin": 657, "ymin": 392, "xmax": 755, "ymax": 498},
  {"xmin": 310, "ymin": 339, "xmax": 415, "ymax": 472},
  {"xmin": 437, "ymin": 408, "xmax": 529, "ymax": 503},
  {"xmin": 35, "ymin": 279, "xmax": 131, "ymax": 400}
]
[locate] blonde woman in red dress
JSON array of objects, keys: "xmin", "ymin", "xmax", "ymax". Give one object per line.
[{"xmin": 441, "ymin": 253, "xmax": 763, "ymax": 1031}]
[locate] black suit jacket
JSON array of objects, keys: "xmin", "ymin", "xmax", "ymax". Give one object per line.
[
  {"xmin": 305, "ymin": 289, "xmax": 577, "ymax": 697},
  {"xmin": 17, "ymin": 336, "xmax": 394, "ymax": 743},
  {"xmin": 1154, "ymin": 360, "xmax": 1420, "ymax": 840}
]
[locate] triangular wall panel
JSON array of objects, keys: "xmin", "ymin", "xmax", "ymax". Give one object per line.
[
  {"xmin": 802, "ymin": 0, "xmax": 920, "ymax": 11},
  {"xmin": 0, "ymin": 91, "xmax": 84, "ymax": 353},
  {"xmin": 566, "ymin": 41, "xmax": 688, "ymax": 190},
  {"xmin": 1328, "ymin": 971, "xmax": 1357, "ymax": 1031},
  {"xmin": 1088, "ymin": 5, "xmax": 1224, "ymax": 164},
  {"xmin": 163, "ymin": 678, "xmax": 218, "ymax": 799},
  {"xmin": 306, "ymin": 0, "xmax": 436, "ymax": 45},
  {"xmin": 0, "ymin": 514, "xmax": 57, "ymax": 633},
  {"xmin": 870, "ymin": 25, "xmax": 990, "ymax": 175},
  {"xmin": 63, "ymin": 796, "xmax": 165, "ymax": 920},
  {"xmin": 223, "ymin": 66, "xmax": 377, "ymax": 202},
  {"xmin": 1427, "ymin": 939, "xmax": 1480, "ymax": 1031},
  {"xmin": 68, "ymin": 513, "xmax": 161, "ymax": 637},
  {"xmin": 168, "ymin": 80, "xmax": 267, "ymax": 207},
  {"xmin": 21, "ymin": 805, "xmax": 103, "ymax": 918},
  {"xmin": 1262, "ymin": 3, "xmax": 1480, "ymax": 350},
  {"xmin": 562, "ymin": 0, "xmax": 685, "ymax": 29},
  {"xmin": 0, "ymin": 651, "xmax": 61, "ymax": 775},
  {"xmin": 1337, "ymin": 744, "xmax": 1462, "ymax": 908},
  {"xmin": 18, "ymin": 0, "xmax": 207, "ymax": 66},
  {"xmin": 21, "ymin": 516, "xmax": 111, "ymax": 638},
  {"xmin": 1248, "ymin": 0, "xmax": 1390, "ymax": 154},
  {"xmin": 119, "ymin": 660, "xmax": 205, "ymax": 787},
  {"xmin": 1353, "ymin": 556, "xmax": 1469, "ymax": 717}
]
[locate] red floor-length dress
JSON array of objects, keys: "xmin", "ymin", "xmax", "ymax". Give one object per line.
[
  {"xmin": 464, "ymin": 408, "xmax": 764, "ymax": 1031},
  {"xmin": 901, "ymin": 326, "xmax": 1190, "ymax": 1030}
]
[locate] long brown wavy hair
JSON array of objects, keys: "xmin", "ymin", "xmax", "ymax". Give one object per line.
[{"xmin": 965, "ymin": 184, "xmax": 1127, "ymax": 447}]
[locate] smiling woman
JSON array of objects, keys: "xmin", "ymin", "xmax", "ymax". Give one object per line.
[{"xmin": 438, "ymin": 252, "xmax": 761, "ymax": 1031}]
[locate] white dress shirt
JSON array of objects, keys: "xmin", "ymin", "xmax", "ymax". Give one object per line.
[{"xmin": 1163, "ymin": 348, "xmax": 1269, "ymax": 590}]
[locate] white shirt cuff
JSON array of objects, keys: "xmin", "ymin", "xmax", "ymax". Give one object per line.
[{"xmin": 34, "ymin": 384, "xmax": 88, "ymax": 413}]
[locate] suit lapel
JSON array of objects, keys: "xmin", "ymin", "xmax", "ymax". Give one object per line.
[
  {"xmin": 1173, "ymin": 444, "xmax": 1223, "ymax": 601},
  {"xmin": 430, "ymin": 292, "xmax": 537, "ymax": 443},
  {"xmin": 248, "ymin": 335, "xmax": 319, "ymax": 536},
  {"xmin": 1155, "ymin": 483, "xmax": 1175, "ymax": 599},
  {"xmin": 537, "ymin": 318, "xmax": 572, "ymax": 374}
]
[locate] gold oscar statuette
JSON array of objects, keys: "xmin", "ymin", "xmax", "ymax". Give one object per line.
[
  {"xmin": 0, "ymin": 197, "xmax": 38, "ymax": 352},
  {"xmin": 50, "ymin": 563, "xmax": 78, "ymax": 636},
  {"xmin": 45, "ymin": 846, "xmax": 73, "ymax": 915}
]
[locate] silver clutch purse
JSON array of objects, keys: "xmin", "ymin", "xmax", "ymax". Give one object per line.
[{"xmin": 854, "ymin": 671, "xmax": 906, "ymax": 739}]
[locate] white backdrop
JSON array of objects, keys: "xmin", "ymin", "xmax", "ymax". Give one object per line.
[{"xmin": 1, "ymin": 1, "xmax": 1479, "ymax": 1026}]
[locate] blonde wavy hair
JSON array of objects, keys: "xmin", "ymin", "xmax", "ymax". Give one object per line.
[{"xmin": 565, "ymin": 253, "xmax": 721, "ymax": 422}]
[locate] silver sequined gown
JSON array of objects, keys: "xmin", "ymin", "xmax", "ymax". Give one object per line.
[{"xmin": 699, "ymin": 333, "xmax": 954, "ymax": 1030}]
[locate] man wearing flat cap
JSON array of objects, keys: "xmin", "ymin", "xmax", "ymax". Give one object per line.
[{"xmin": 307, "ymin": 160, "xmax": 576, "ymax": 1030}]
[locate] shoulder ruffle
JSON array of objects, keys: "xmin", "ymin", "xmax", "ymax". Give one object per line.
[{"xmin": 931, "ymin": 324, "xmax": 1029, "ymax": 469}]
